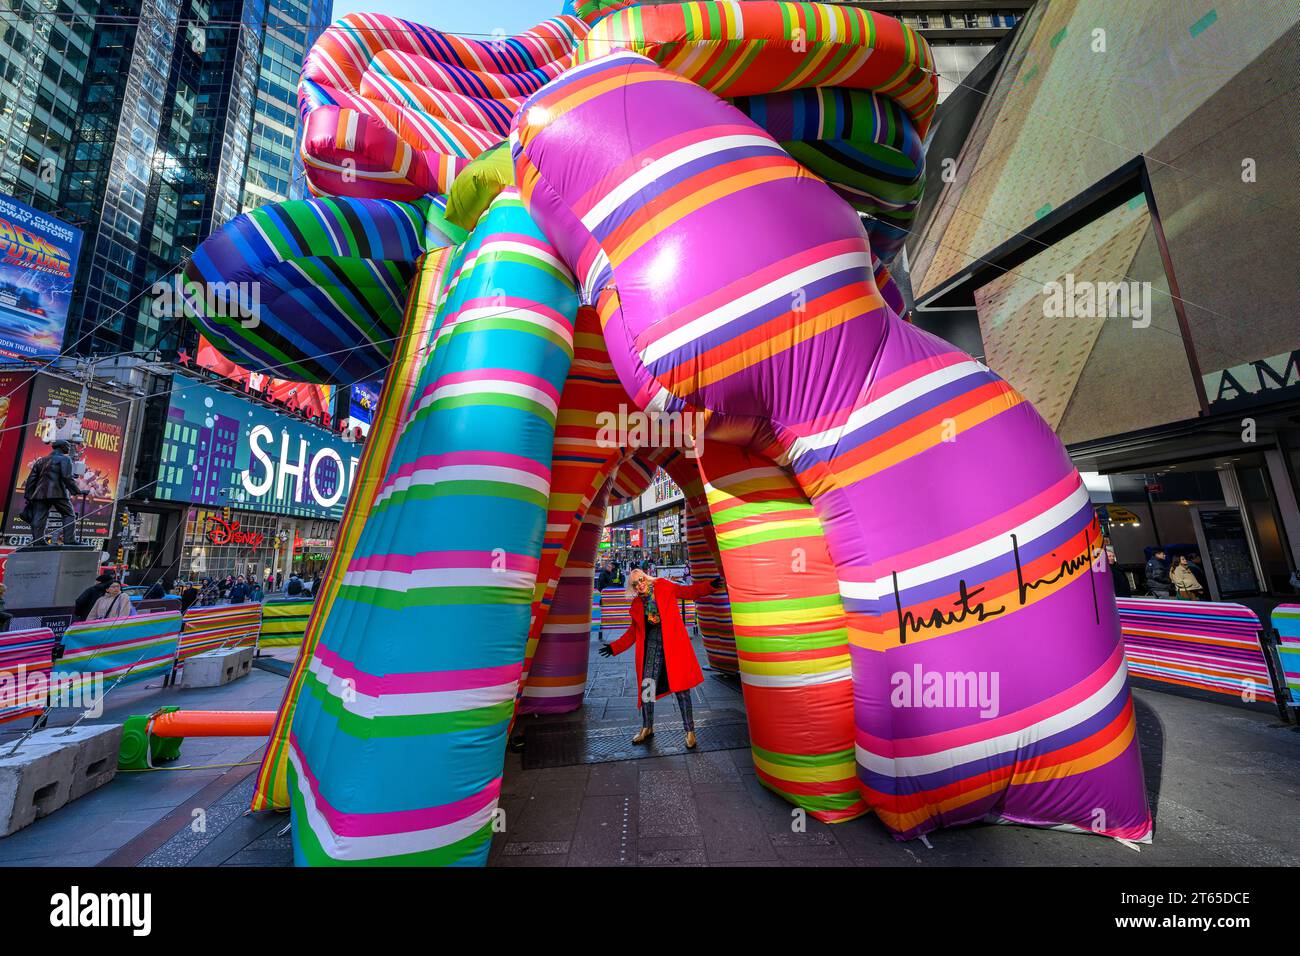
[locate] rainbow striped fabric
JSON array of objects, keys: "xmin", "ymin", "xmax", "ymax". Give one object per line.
[
  {"xmin": 298, "ymin": 13, "xmax": 588, "ymax": 200},
  {"xmin": 219, "ymin": 1, "xmax": 1157, "ymax": 860},
  {"xmin": 284, "ymin": 187, "xmax": 579, "ymax": 865},
  {"xmin": 185, "ymin": 197, "xmax": 431, "ymax": 383},
  {"xmin": 59, "ymin": 612, "xmax": 183, "ymax": 696},
  {"xmin": 573, "ymin": 2, "xmax": 934, "ymax": 263},
  {"xmin": 253, "ymin": 246, "xmax": 450, "ymax": 813},
  {"xmin": 177, "ymin": 603, "xmax": 262, "ymax": 661},
  {"xmin": 1117, "ymin": 598, "xmax": 1275, "ymax": 705},
  {"xmin": 598, "ymin": 588, "xmax": 634, "ymax": 633},
  {"xmin": 1273, "ymin": 604, "xmax": 1300, "ymax": 706},
  {"xmin": 701, "ymin": 441, "xmax": 863, "ymax": 823},
  {"xmin": 517, "ymin": 305, "xmax": 633, "ymax": 714},
  {"xmin": 0, "ymin": 627, "xmax": 56, "ymax": 724},
  {"xmin": 513, "ymin": 47, "xmax": 1150, "ymax": 842},
  {"xmin": 685, "ymin": 503, "xmax": 736, "ymax": 672},
  {"xmin": 259, "ymin": 601, "xmax": 316, "ymax": 647},
  {"xmin": 521, "ymin": 497, "xmax": 606, "ymax": 713}
]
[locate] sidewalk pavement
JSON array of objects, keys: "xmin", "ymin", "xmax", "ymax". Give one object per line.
[
  {"xmin": 3, "ymin": 628, "xmax": 1298, "ymax": 868},
  {"xmin": 0, "ymin": 647, "xmax": 297, "ymax": 867}
]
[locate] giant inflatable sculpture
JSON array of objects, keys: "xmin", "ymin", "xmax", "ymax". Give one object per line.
[{"xmin": 186, "ymin": 1, "xmax": 1152, "ymax": 865}]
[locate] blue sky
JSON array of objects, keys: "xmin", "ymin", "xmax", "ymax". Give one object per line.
[{"xmin": 327, "ymin": 0, "xmax": 568, "ymax": 36}]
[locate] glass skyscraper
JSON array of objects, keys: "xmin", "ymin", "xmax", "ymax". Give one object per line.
[{"xmin": 0, "ymin": 0, "xmax": 330, "ymax": 358}]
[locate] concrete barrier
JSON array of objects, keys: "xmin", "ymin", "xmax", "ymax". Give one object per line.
[
  {"xmin": 180, "ymin": 646, "xmax": 254, "ymax": 688},
  {"xmin": 0, "ymin": 724, "xmax": 121, "ymax": 836}
]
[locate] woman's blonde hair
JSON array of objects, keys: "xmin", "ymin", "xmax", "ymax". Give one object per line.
[{"xmin": 625, "ymin": 569, "xmax": 655, "ymax": 597}]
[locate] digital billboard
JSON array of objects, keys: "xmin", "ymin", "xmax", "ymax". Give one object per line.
[
  {"xmin": 153, "ymin": 374, "xmax": 357, "ymax": 521},
  {"xmin": 0, "ymin": 370, "xmax": 33, "ymax": 527},
  {"xmin": 0, "ymin": 194, "xmax": 83, "ymax": 360},
  {"xmin": 3, "ymin": 373, "xmax": 127, "ymax": 541},
  {"xmin": 348, "ymin": 380, "xmax": 380, "ymax": 434}
]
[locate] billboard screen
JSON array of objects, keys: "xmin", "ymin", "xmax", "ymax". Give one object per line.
[
  {"xmin": 153, "ymin": 374, "xmax": 357, "ymax": 521},
  {"xmin": 0, "ymin": 371, "xmax": 33, "ymax": 526},
  {"xmin": 3, "ymin": 373, "xmax": 127, "ymax": 542},
  {"xmin": 0, "ymin": 194, "xmax": 83, "ymax": 360},
  {"xmin": 348, "ymin": 381, "xmax": 380, "ymax": 428}
]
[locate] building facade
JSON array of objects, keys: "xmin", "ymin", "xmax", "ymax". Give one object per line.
[
  {"xmin": 905, "ymin": 0, "xmax": 1300, "ymax": 601},
  {"xmin": 0, "ymin": 0, "xmax": 329, "ymax": 359}
]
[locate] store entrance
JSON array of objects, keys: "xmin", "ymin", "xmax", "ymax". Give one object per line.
[{"xmin": 1096, "ymin": 453, "xmax": 1296, "ymax": 600}]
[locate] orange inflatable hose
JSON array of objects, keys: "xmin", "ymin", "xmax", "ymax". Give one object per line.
[{"xmin": 149, "ymin": 710, "xmax": 277, "ymax": 738}]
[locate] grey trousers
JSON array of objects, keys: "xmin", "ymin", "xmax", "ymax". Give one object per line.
[{"xmin": 640, "ymin": 622, "xmax": 694, "ymax": 731}]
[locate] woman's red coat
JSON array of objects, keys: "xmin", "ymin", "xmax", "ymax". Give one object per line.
[{"xmin": 608, "ymin": 577, "xmax": 716, "ymax": 705}]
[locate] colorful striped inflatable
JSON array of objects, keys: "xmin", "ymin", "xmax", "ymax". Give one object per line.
[
  {"xmin": 285, "ymin": 188, "xmax": 579, "ymax": 865},
  {"xmin": 59, "ymin": 612, "xmax": 184, "ymax": 696},
  {"xmin": 574, "ymin": 2, "xmax": 934, "ymax": 262},
  {"xmin": 210, "ymin": 1, "xmax": 1155, "ymax": 862},
  {"xmin": 0, "ymin": 627, "xmax": 56, "ymax": 724},
  {"xmin": 259, "ymin": 600, "xmax": 315, "ymax": 647},
  {"xmin": 1273, "ymin": 604, "xmax": 1300, "ymax": 706},
  {"xmin": 685, "ymin": 503, "xmax": 736, "ymax": 672},
  {"xmin": 298, "ymin": 13, "xmax": 588, "ymax": 200},
  {"xmin": 521, "ymin": 496, "xmax": 606, "ymax": 713},
  {"xmin": 253, "ymin": 246, "xmax": 450, "ymax": 813},
  {"xmin": 178, "ymin": 603, "xmax": 262, "ymax": 661},
  {"xmin": 513, "ymin": 46, "xmax": 1150, "ymax": 842},
  {"xmin": 701, "ymin": 441, "xmax": 864, "ymax": 823},
  {"xmin": 1117, "ymin": 598, "xmax": 1275, "ymax": 705},
  {"xmin": 184, "ymin": 197, "xmax": 434, "ymax": 383}
]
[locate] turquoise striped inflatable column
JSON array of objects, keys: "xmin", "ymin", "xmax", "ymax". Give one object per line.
[{"xmin": 288, "ymin": 188, "xmax": 578, "ymax": 866}]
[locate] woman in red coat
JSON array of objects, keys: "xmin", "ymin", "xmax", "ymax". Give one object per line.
[{"xmin": 599, "ymin": 568, "xmax": 725, "ymax": 747}]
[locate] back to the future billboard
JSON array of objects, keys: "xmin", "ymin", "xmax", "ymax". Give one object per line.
[{"xmin": 0, "ymin": 194, "xmax": 83, "ymax": 360}]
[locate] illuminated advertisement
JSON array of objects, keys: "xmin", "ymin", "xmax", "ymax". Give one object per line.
[
  {"xmin": 153, "ymin": 374, "xmax": 357, "ymax": 520},
  {"xmin": 347, "ymin": 380, "xmax": 380, "ymax": 436},
  {"xmin": 0, "ymin": 371, "xmax": 33, "ymax": 527},
  {"xmin": 3, "ymin": 374, "xmax": 126, "ymax": 540},
  {"xmin": 0, "ymin": 194, "xmax": 83, "ymax": 360}
]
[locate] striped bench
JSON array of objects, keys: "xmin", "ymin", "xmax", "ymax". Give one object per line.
[
  {"xmin": 178, "ymin": 602, "xmax": 262, "ymax": 661},
  {"xmin": 0, "ymin": 626, "xmax": 56, "ymax": 724},
  {"xmin": 260, "ymin": 600, "xmax": 314, "ymax": 646},
  {"xmin": 1271, "ymin": 603, "xmax": 1300, "ymax": 708},
  {"xmin": 59, "ymin": 611, "xmax": 184, "ymax": 696},
  {"xmin": 1117, "ymin": 598, "xmax": 1275, "ymax": 709}
]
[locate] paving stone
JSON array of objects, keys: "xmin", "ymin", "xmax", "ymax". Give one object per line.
[
  {"xmin": 587, "ymin": 760, "xmax": 639, "ymax": 796},
  {"xmin": 638, "ymin": 835, "xmax": 707, "ymax": 866},
  {"xmin": 638, "ymin": 768, "xmax": 699, "ymax": 839},
  {"xmin": 569, "ymin": 793, "xmax": 637, "ymax": 866},
  {"xmin": 695, "ymin": 789, "xmax": 778, "ymax": 864}
]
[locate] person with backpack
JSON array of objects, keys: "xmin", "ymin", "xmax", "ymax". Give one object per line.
[{"xmin": 21, "ymin": 439, "xmax": 83, "ymax": 547}]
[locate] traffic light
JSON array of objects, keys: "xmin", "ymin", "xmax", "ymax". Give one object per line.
[{"xmin": 222, "ymin": 506, "xmax": 232, "ymax": 523}]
